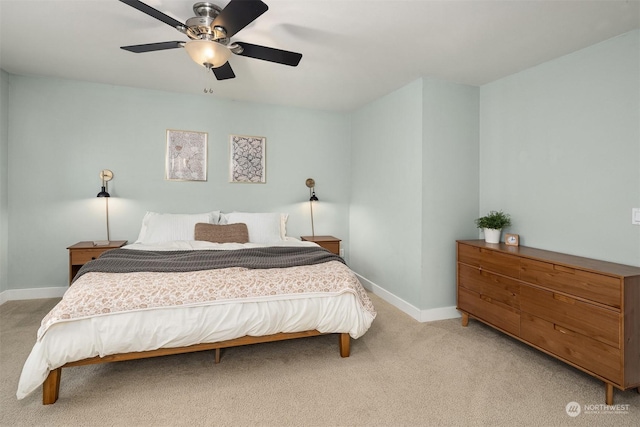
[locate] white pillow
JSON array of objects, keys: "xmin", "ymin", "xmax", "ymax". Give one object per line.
[
  {"xmin": 135, "ymin": 211, "xmax": 220, "ymax": 244},
  {"xmin": 223, "ymin": 212, "xmax": 288, "ymax": 244}
]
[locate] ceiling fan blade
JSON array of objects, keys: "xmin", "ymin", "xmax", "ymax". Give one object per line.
[
  {"xmin": 212, "ymin": 0, "xmax": 269, "ymax": 38},
  {"xmin": 119, "ymin": 0, "xmax": 185, "ymax": 30},
  {"xmin": 234, "ymin": 42, "xmax": 302, "ymax": 66},
  {"xmin": 121, "ymin": 41, "xmax": 184, "ymax": 53},
  {"xmin": 212, "ymin": 62, "xmax": 236, "ymax": 80}
]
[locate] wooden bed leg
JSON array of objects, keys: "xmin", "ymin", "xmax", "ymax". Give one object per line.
[
  {"xmin": 339, "ymin": 333, "xmax": 350, "ymax": 358},
  {"xmin": 215, "ymin": 348, "xmax": 221, "ymax": 364},
  {"xmin": 461, "ymin": 312, "xmax": 469, "ymax": 327},
  {"xmin": 605, "ymin": 383, "xmax": 614, "ymax": 405},
  {"xmin": 43, "ymin": 368, "xmax": 61, "ymax": 405}
]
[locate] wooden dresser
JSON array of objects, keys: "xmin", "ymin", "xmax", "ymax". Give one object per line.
[{"xmin": 456, "ymin": 240, "xmax": 640, "ymax": 404}]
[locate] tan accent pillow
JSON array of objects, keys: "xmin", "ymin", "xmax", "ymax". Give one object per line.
[{"xmin": 194, "ymin": 223, "xmax": 249, "ymax": 244}]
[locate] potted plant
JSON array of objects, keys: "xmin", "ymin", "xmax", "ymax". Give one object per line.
[{"xmin": 475, "ymin": 210, "xmax": 511, "ymax": 244}]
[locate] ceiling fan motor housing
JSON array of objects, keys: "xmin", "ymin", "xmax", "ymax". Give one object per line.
[
  {"xmin": 186, "ymin": 16, "xmax": 227, "ymax": 42},
  {"xmin": 186, "ymin": 2, "xmax": 228, "ymax": 43},
  {"xmin": 193, "ymin": 2, "xmax": 222, "ymax": 18}
]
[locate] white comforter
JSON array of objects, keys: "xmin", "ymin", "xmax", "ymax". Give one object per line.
[{"xmin": 17, "ymin": 240, "xmax": 376, "ymax": 399}]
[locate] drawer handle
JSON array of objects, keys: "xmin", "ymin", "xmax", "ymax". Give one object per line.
[
  {"xmin": 553, "ymin": 265, "xmax": 575, "ymax": 274},
  {"xmin": 553, "ymin": 293, "xmax": 575, "ymax": 305},
  {"xmin": 553, "ymin": 324, "xmax": 576, "ymax": 336},
  {"xmin": 554, "ymin": 324, "xmax": 568, "ymax": 334},
  {"xmin": 479, "ymin": 294, "xmax": 492, "ymax": 303}
]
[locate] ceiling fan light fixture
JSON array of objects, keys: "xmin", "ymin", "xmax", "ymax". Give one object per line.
[{"xmin": 185, "ymin": 39, "xmax": 231, "ymax": 68}]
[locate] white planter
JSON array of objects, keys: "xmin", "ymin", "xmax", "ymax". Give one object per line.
[{"xmin": 483, "ymin": 228, "xmax": 502, "ymax": 244}]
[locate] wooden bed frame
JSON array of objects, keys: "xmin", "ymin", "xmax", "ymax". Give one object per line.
[{"xmin": 42, "ymin": 330, "xmax": 350, "ymax": 404}]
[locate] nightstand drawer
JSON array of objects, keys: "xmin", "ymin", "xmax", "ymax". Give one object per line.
[
  {"xmin": 319, "ymin": 241, "xmax": 339, "ymax": 255},
  {"xmin": 70, "ymin": 250, "xmax": 105, "ymax": 265}
]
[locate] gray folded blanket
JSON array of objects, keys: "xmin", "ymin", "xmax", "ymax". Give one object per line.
[{"xmin": 74, "ymin": 246, "xmax": 344, "ymax": 283}]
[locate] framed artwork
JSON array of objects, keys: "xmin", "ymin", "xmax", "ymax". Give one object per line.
[
  {"xmin": 165, "ymin": 129, "xmax": 208, "ymax": 181},
  {"xmin": 229, "ymin": 134, "xmax": 266, "ymax": 183}
]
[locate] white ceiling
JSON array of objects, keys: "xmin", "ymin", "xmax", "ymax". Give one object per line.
[{"xmin": 1, "ymin": 0, "xmax": 638, "ymax": 111}]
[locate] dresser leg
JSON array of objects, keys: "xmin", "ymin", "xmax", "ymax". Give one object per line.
[
  {"xmin": 461, "ymin": 312, "xmax": 469, "ymax": 327},
  {"xmin": 605, "ymin": 383, "xmax": 613, "ymax": 405}
]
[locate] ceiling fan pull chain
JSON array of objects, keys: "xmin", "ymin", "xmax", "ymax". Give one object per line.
[
  {"xmin": 207, "ymin": 70, "xmax": 213, "ymax": 93},
  {"xmin": 202, "ymin": 64, "xmax": 214, "ymax": 94}
]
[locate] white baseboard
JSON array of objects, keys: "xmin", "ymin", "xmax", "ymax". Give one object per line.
[
  {"xmin": 418, "ymin": 305, "xmax": 461, "ymax": 322},
  {"xmin": 354, "ymin": 272, "xmax": 460, "ymax": 323},
  {"xmin": 0, "ymin": 286, "xmax": 66, "ymax": 305}
]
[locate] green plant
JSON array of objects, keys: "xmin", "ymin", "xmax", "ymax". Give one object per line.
[{"xmin": 475, "ymin": 210, "xmax": 511, "ymax": 230}]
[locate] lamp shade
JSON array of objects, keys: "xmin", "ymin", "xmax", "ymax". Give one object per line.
[
  {"xmin": 97, "ymin": 187, "xmax": 110, "ymax": 197},
  {"xmin": 185, "ymin": 40, "xmax": 231, "ymax": 68}
]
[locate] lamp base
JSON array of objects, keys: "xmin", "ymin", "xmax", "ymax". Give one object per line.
[{"xmin": 93, "ymin": 240, "xmax": 110, "ymax": 246}]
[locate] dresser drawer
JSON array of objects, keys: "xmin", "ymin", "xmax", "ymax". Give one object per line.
[
  {"xmin": 70, "ymin": 250, "xmax": 104, "ymax": 265},
  {"xmin": 520, "ymin": 313, "xmax": 622, "ymax": 384},
  {"xmin": 520, "ymin": 259, "xmax": 621, "ymax": 308},
  {"xmin": 458, "ymin": 286, "xmax": 520, "ymax": 336},
  {"xmin": 520, "ymin": 285, "xmax": 619, "ymax": 348},
  {"xmin": 458, "ymin": 244, "xmax": 520, "ymax": 278},
  {"xmin": 458, "ymin": 263, "xmax": 519, "ymax": 310}
]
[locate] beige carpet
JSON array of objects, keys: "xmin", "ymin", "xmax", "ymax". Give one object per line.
[{"xmin": 1, "ymin": 293, "xmax": 638, "ymax": 426}]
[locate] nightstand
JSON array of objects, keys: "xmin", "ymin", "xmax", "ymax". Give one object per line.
[
  {"xmin": 67, "ymin": 240, "xmax": 127, "ymax": 284},
  {"xmin": 300, "ymin": 235, "xmax": 341, "ymax": 255}
]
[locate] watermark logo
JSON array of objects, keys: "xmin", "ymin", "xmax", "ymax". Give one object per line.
[
  {"xmin": 566, "ymin": 402, "xmax": 581, "ymax": 417},
  {"xmin": 565, "ymin": 401, "xmax": 631, "ymax": 417}
]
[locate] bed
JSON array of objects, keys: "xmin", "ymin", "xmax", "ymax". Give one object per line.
[{"xmin": 16, "ymin": 211, "xmax": 376, "ymax": 404}]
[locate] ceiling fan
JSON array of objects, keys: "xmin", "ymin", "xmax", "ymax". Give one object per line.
[{"xmin": 119, "ymin": 0, "xmax": 302, "ymax": 81}]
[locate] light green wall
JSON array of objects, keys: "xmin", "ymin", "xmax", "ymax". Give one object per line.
[
  {"xmin": 4, "ymin": 29, "xmax": 639, "ymax": 313},
  {"xmin": 421, "ymin": 80, "xmax": 479, "ymax": 309},
  {"xmin": 0, "ymin": 70, "xmax": 8, "ymax": 294},
  {"xmin": 7, "ymin": 75, "xmax": 351, "ymax": 289},
  {"xmin": 350, "ymin": 78, "xmax": 479, "ymax": 312},
  {"xmin": 350, "ymin": 30, "xmax": 639, "ymax": 313},
  {"xmin": 350, "ymin": 79, "xmax": 424, "ymax": 305},
  {"xmin": 480, "ymin": 30, "xmax": 640, "ymax": 266}
]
